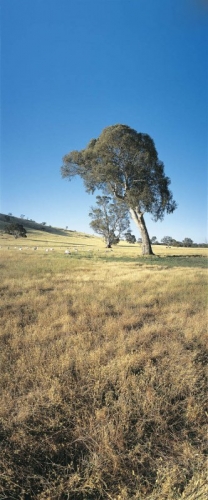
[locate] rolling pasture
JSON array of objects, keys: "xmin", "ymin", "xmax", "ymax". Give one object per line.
[{"xmin": 0, "ymin": 226, "xmax": 207, "ymax": 499}]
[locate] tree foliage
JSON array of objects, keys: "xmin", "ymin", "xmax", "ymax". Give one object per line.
[
  {"xmin": 61, "ymin": 124, "xmax": 177, "ymax": 254},
  {"xmin": 151, "ymin": 236, "xmax": 158, "ymax": 244},
  {"xmin": 182, "ymin": 237, "xmax": 193, "ymax": 247},
  {"xmin": 89, "ymin": 196, "xmax": 130, "ymax": 247},
  {"xmin": 4, "ymin": 223, "xmax": 27, "ymax": 238},
  {"xmin": 125, "ymin": 231, "xmax": 137, "ymax": 244},
  {"xmin": 161, "ymin": 236, "xmax": 173, "ymax": 246}
]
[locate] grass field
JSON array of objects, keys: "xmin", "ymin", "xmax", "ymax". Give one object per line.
[{"xmin": 0, "ymin": 226, "xmax": 207, "ymax": 499}]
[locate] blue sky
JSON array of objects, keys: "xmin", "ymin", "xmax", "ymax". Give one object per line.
[{"xmin": 1, "ymin": 0, "xmax": 208, "ymax": 243}]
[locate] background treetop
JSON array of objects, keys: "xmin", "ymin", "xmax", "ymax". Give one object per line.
[{"xmin": 89, "ymin": 195, "xmax": 130, "ymax": 248}]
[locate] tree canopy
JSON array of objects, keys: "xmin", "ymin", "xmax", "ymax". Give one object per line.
[
  {"xmin": 61, "ymin": 124, "xmax": 177, "ymax": 254},
  {"xmin": 89, "ymin": 195, "xmax": 130, "ymax": 247},
  {"xmin": 4, "ymin": 223, "xmax": 27, "ymax": 238},
  {"xmin": 182, "ymin": 238, "xmax": 193, "ymax": 247},
  {"xmin": 125, "ymin": 232, "xmax": 136, "ymax": 244},
  {"xmin": 161, "ymin": 236, "xmax": 174, "ymax": 246}
]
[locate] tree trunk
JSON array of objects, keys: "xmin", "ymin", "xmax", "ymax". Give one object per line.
[
  {"xmin": 105, "ymin": 236, "xmax": 112, "ymax": 248},
  {"xmin": 129, "ymin": 208, "xmax": 154, "ymax": 255}
]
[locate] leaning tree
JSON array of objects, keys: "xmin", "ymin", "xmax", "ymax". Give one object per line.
[{"xmin": 61, "ymin": 124, "xmax": 177, "ymax": 255}]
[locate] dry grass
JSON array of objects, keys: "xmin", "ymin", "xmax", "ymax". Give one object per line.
[{"xmin": 0, "ymin": 230, "xmax": 207, "ymax": 499}]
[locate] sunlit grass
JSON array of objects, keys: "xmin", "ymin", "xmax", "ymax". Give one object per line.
[{"xmin": 0, "ymin": 229, "xmax": 207, "ymax": 499}]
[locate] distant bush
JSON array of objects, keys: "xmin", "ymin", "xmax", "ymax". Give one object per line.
[
  {"xmin": 4, "ymin": 223, "xmax": 27, "ymax": 238},
  {"xmin": 125, "ymin": 231, "xmax": 136, "ymax": 243}
]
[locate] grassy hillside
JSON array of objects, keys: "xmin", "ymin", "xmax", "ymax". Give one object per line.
[
  {"xmin": 0, "ymin": 212, "xmax": 84, "ymax": 237},
  {"xmin": 0, "ymin": 212, "xmax": 207, "ymax": 261},
  {"xmin": 0, "ymin": 218, "xmax": 207, "ymax": 499}
]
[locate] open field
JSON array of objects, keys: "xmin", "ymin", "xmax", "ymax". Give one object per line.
[{"xmin": 0, "ymin": 228, "xmax": 207, "ymax": 499}]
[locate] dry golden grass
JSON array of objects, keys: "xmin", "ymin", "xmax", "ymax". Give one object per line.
[{"xmin": 0, "ymin": 229, "xmax": 207, "ymax": 499}]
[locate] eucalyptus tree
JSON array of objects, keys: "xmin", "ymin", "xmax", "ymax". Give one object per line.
[
  {"xmin": 61, "ymin": 124, "xmax": 177, "ymax": 255},
  {"xmin": 182, "ymin": 237, "xmax": 193, "ymax": 247},
  {"xmin": 4, "ymin": 223, "xmax": 27, "ymax": 238},
  {"xmin": 89, "ymin": 195, "xmax": 130, "ymax": 247},
  {"xmin": 161, "ymin": 236, "xmax": 174, "ymax": 246},
  {"xmin": 125, "ymin": 232, "xmax": 136, "ymax": 244}
]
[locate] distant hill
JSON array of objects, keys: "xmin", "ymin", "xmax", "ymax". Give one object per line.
[{"xmin": 0, "ymin": 213, "xmax": 76, "ymax": 237}]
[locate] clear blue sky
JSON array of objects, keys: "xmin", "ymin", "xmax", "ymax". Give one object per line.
[{"xmin": 1, "ymin": 0, "xmax": 208, "ymax": 243}]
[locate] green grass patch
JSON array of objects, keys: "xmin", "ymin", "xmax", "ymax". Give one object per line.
[{"xmin": 99, "ymin": 254, "xmax": 208, "ymax": 268}]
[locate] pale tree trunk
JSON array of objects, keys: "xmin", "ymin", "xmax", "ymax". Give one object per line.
[
  {"xmin": 129, "ymin": 208, "xmax": 154, "ymax": 255},
  {"xmin": 105, "ymin": 236, "xmax": 112, "ymax": 248}
]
